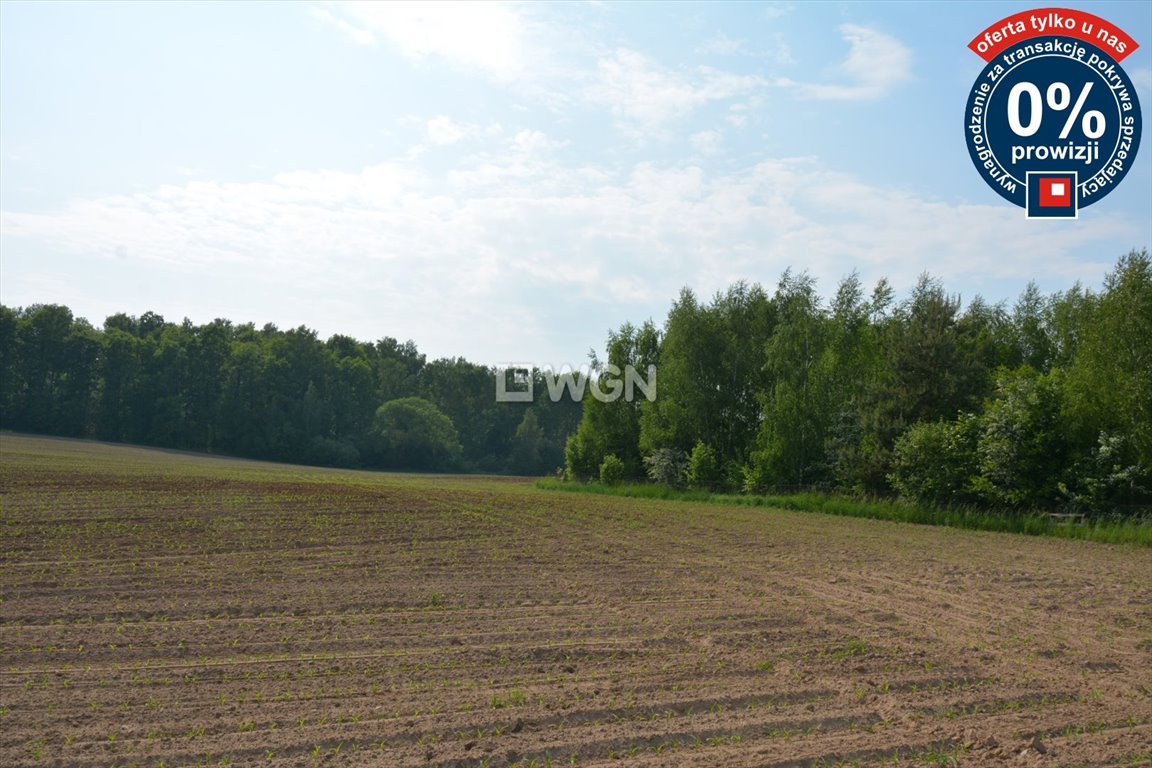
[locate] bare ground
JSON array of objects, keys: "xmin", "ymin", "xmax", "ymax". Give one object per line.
[{"xmin": 1, "ymin": 434, "xmax": 1149, "ymax": 767}]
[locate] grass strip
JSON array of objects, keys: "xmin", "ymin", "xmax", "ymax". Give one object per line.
[{"xmin": 535, "ymin": 478, "xmax": 1152, "ymax": 547}]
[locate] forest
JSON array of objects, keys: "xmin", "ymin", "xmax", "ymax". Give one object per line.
[
  {"xmin": 565, "ymin": 249, "xmax": 1151, "ymax": 516},
  {"xmin": 2, "ymin": 249, "xmax": 1148, "ymax": 516},
  {"xmin": 0, "ymin": 305, "xmax": 580, "ymax": 475}
]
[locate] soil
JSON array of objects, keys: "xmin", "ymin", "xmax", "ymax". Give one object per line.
[{"xmin": 1, "ymin": 434, "xmax": 1149, "ymax": 767}]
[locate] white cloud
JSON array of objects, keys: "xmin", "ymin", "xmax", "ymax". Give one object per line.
[
  {"xmin": 4, "ymin": 153, "xmax": 1136, "ymax": 355},
  {"xmin": 782, "ymin": 24, "xmax": 912, "ymax": 101},
  {"xmin": 690, "ymin": 130, "xmax": 722, "ymax": 156},
  {"xmin": 426, "ymin": 116, "xmax": 470, "ymax": 145},
  {"xmin": 309, "ymin": 6, "xmax": 374, "ymax": 45},
  {"xmin": 586, "ymin": 48, "xmax": 763, "ymax": 129},
  {"xmin": 313, "ymin": 1, "xmax": 531, "ymax": 80},
  {"xmin": 1131, "ymin": 67, "xmax": 1152, "ymax": 97},
  {"xmin": 628, "ymin": 164, "xmax": 704, "ymax": 203},
  {"xmin": 726, "ymin": 103, "xmax": 749, "ymax": 129},
  {"xmin": 697, "ymin": 31, "xmax": 795, "ymax": 66},
  {"xmin": 511, "ymin": 129, "xmax": 565, "ymax": 155},
  {"xmin": 761, "ymin": 3, "xmax": 794, "ymax": 22},
  {"xmin": 697, "ymin": 34, "xmax": 746, "ymax": 56}
]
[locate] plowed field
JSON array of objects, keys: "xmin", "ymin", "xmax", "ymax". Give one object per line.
[{"xmin": 2, "ymin": 435, "xmax": 1149, "ymax": 767}]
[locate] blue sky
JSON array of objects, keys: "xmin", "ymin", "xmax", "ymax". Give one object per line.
[{"xmin": 2, "ymin": 1, "xmax": 1149, "ymax": 365}]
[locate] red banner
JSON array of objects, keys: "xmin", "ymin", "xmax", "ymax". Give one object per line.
[{"xmin": 968, "ymin": 7, "xmax": 1138, "ymax": 62}]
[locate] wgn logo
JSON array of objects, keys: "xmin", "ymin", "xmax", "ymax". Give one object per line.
[{"xmin": 496, "ymin": 364, "xmax": 657, "ymax": 403}]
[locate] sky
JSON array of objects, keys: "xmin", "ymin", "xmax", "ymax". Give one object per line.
[{"xmin": 2, "ymin": 1, "xmax": 1149, "ymax": 366}]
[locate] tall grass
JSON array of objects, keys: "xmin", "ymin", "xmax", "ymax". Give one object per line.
[{"xmin": 534, "ymin": 478, "xmax": 1152, "ymax": 546}]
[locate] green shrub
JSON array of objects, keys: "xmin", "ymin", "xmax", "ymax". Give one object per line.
[
  {"xmin": 687, "ymin": 441, "xmax": 721, "ymax": 490},
  {"xmin": 643, "ymin": 448, "xmax": 687, "ymax": 488},
  {"xmin": 599, "ymin": 454, "xmax": 626, "ymax": 486},
  {"xmin": 889, "ymin": 414, "xmax": 980, "ymax": 505}
]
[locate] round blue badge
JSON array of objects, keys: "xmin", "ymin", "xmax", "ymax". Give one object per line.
[{"xmin": 965, "ymin": 37, "xmax": 1141, "ymax": 215}]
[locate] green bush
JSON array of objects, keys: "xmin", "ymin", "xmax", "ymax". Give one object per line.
[
  {"xmin": 1060, "ymin": 432, "xmax": 1151, "ymax": 514},
  {"xmin": 643, "ymin": 448, "xmax": 687, "ymax": 488},
  {"xmin": 304, "ymin": 436, "xmax": 361, "ymax": 469},
  {"xmin": 976, "ymin": 368, "xmax": 1067, "ymax": 508},
  {"xmin": 369, "ymin": 397, "xmax": 462, "ymax": 471},
  {"xmin": 889, "ymin": 414, "xmax": 980, "ymax": 505},
  {"xmin": 687, "ymin": 441, "xmax": 721, "ymax": 490},
  {"xmin": 599, "ymin": 454, "xmax": 626, "ymax": 486},
  {"xmin": 565, "ymin": 430, "xmax": 598, "ymax": 481}
]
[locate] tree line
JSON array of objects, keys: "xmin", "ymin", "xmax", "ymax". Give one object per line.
[
  {"xmin": 0, "ymin": 306, "xmax": 580, "ymax": 474},
  {"xmin": 566, "ymin": 250, "xmax": 1150, "ymax": 516},
  {"xmin": 2, "ymin": 250, "xmax": 1148, "ymax": 516}
]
